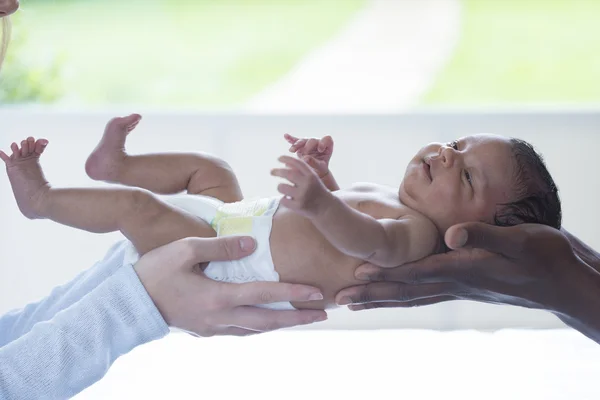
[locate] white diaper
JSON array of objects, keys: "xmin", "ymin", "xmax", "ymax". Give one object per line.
[{"xmin": 123, "ymin": 194, "xmax": 294, "ymax": 310}]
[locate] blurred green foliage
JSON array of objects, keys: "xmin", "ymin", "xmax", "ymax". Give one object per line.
[
  {"xmin": 423, "ymin": 0, "xmax": 600, "ymax": 106},
  {"xmin": 10, "ymin": 0, "xmax": 365, "ymax": 107},
  {"xmin": 0, "ymin": 14, "xmax": 64, "ymax": 104}
]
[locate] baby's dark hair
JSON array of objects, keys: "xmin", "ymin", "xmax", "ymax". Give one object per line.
[{"xmin": 493, "ymin": 138, "xmax": 562, "ymax": 229}]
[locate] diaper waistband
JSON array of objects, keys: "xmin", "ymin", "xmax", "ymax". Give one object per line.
[{"xmin": 211, "ymin": 196, "xmax": 280, "ymax": 236}]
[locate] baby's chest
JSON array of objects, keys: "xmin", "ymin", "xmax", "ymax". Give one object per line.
[{"xmin": 336, "ymin": 189, "xmax": 409, "ymax": 220}]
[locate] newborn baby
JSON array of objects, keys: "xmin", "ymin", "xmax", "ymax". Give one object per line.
[{"xmin": 1, "ymin": 114, "xmax": 561, "ymax": 310}]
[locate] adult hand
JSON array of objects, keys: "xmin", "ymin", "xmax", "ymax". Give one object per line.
[
  {"xmin": 134, "ymin": 236, "xmax": 327, "ymax": 337},
  {"xmin": 336, "ymin": 222, "xmax": 600, "ymax": 319},
  {"xmin": 0, "ymin": 0, "xmax": 18, "ymax": 16}
]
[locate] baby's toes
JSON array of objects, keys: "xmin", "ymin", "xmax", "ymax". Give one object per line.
[
  {"xmin": 34, "ymin": 139, "xmax": 49, "ymax": 155},
  {"xmin": 10, "ymin": 142, "xmax": 20, "ymax": 159},
  {"xmin": 20, "ymin": 139, "xmax": 30, "ymax": 157},
  {"xmin": 0, "ymin": 150, "xmax": 9, "ymax": 164},
  {"xmin": 125, "ymin": 114, "xmax": 141, "ymax": 132},
  {"xmin": 26, "ymin": 137, "xmax": 36, "ymax": 155}
]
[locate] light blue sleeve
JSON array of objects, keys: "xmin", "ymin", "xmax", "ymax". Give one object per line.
[
  {"xmin": 0, "ymin": 264, "xmax": 170, "ymax": 400},
  {"xmin": 0, "ymin": 240, "xmax": 131, "ymax": 347}
]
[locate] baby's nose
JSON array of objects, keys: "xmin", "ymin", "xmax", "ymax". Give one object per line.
[{"xmin": 440, "ymin": 147, "xmax": 455, "ymax": 168}]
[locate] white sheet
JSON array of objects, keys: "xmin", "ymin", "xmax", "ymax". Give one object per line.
[{"xmin": 75, "ymin": 329, "xmax": 600, "ymax": 400}]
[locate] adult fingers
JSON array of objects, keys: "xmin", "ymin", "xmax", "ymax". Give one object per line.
[
  {"xmin": 219, "ymin": 327, "xmax": 260, "ymax": 337},
  {"xmin": 225, "ymin": 280, "xmax": 324, "ymax": 307},
  {"xmin": 183, "ymin": 236, "xmax": 257, "ymax": 267},
  {"xmin": 445, "ymin": 222, "xmax": 528, "ymax": 258},
  {"xmin": 220, "ymin": 306, "xmax": 327, "ymax": 333},
  {"xmin": 348, "ymin": 295, "xmax": 457, "ymax": 311},
  {"xmin": 353, "ymin": 250, "xmax": 485, "ymax": 284},
  {"xmin": 335, "ymin": 282, "xmax": 460, "ymax": 306}
]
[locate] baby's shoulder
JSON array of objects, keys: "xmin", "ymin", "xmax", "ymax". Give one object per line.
[{"xmin": 339, "ymin": 182, "xmax": 406, "ymax": 219}]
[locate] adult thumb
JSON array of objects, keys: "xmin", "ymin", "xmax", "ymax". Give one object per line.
[
  {"xmin": 187, "ymin": 236, "xmax": 256, "ymax": 264},
  {"xmin": 445, "ymin": 222, "xmax": 518, "ymax": 256}
]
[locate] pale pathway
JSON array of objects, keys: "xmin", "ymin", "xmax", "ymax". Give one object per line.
[{"xmin": 243, "ymin": 0, "xmax": 462, "ymax": 113}]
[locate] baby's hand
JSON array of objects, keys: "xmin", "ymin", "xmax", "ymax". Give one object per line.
[
  {"xmin": 284, "ymin": 134, "xmax": 333, "ymax": 178},
  {"xmin": 271, "ymin": 155, "xmax": 332, "ymax": 219}
]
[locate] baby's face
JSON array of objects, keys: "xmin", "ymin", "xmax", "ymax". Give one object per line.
[{"xmin": 399, "ymin": 134, "xmax": 516, "ymax": 233}]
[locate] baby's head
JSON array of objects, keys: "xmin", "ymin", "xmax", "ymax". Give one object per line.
[{"xmin": 399, "ymin": 134, "xmax": 561, "ymax": 234}]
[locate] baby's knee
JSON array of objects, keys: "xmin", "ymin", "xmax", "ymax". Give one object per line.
[
  {"xmin": 129, "ymin": 188, "xmax": 161, "ymax": 216},
  {"xmin": 202, "ymin": 154, "xmax": 236, "ymax": 178},
  {"xmin": 188, "ymin": 155, "xmax": 241, "ymax": 200}
]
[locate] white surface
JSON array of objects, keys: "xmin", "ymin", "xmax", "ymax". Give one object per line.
[
  {"xmin": 74, "ymin": 328, "xmax": 600, "ymax": 400},
  {"xmin": 1, "ymin": 110, "xmax": 599, "ymax": 329}
]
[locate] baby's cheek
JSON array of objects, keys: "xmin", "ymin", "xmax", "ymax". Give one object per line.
[
  {"xmin": 457, "ymin": 205, "xmax": 494, "ymax": 225},
  {"xmin": 437, "ymin": 202, "xmax": 482, "ymax": 228}
]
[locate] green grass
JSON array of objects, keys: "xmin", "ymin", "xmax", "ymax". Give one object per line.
[
  {"xmin": 16, "ymin": 0, "xmax": 365, "ymax": 107},
  {"xmin": 422, "ymin": 0, "xmax": 600, "ymax": 106}
]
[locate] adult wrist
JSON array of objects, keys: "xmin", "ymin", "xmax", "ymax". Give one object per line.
[
  {"xmin": 551, "ymin": 260, "xmax": 600, "ymax": 342},
  {"xmin": 562, "ymin": 228, "xmax": 600, "ymax": 273}
]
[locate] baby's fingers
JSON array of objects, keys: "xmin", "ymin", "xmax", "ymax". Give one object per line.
[
  {"xmin": 284, "ymin": 133, "xmax": 300, "ymax": 144},
  {"xmin": 303, "ymin": 156, "xmax": 326, "ymax": 173},
  {"xmin": 271, "ymin": 167, "xmax": 302, "ymax": 185},
  {"xmin": 277, "ymin": 183, "xmax": 297, "ymax": 198},
  {"xmin": 318, "ymin": 136, "xmax": 333, "ymax": 153},
  {"xmin": 289, "ymin": 138, "xmax": 307, "ymax": 153},
  {"xmin": 280, "ymin": 195, "xmax": 300, "ymax": 211},
  {"xmin": 299, "ymin": 138, "xmax": 319, "ymax": 157},
  {"xmin": 278, "ymin": 155, "xmax": 311, "ymax": 175},
  {"xmin": 0, "ymin": 150, "xmax": 9, "ymax": 163}
]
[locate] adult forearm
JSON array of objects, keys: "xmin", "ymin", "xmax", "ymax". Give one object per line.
[
  {"xmin": 0, "ymin": 266, "xmax": 168, "ymax": 399},
  {"xmin": 0, "ymin": 241, "xmax": 128, "ymax": 347},
  {"xmin": 561, "ymin": 228, "xmax": 600, "ymax": 273},
  {"xmin": 553, "ymin": 261, "xmax": 600, "ymax": 344},
  {"xmin": 312, "ymin": 195, "xmax": 388, "ymax": 261}
]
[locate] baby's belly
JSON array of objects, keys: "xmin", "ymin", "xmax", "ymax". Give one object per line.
[{"xmin": 270, "ymin": 207, "xmax": 364, "ymax": 310}]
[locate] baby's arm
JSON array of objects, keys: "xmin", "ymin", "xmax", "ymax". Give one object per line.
[
  {"xmin": 284, "ymin": 134, "xmax": 340, "ymax": 191},
  {"xmin": 272, "ymin": 156, "xmax": 439, "ymax": 268}
]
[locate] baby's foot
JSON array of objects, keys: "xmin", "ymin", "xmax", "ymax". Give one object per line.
[
  {"xmin": 85, "ymin": 113, "xmax": 141, "ymax": 182},
  {"xmin": 0, "ymin": 137, "xmax": 51, "ymax": 219}
]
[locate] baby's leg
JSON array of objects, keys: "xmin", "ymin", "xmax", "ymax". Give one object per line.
[
  {"xmin": 85, "ymin": 115, "xmax": 243, "ymax": 203},
  {"xmin": 1, "ymin": 138, "xmax": 215, "ymax": 255}
]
